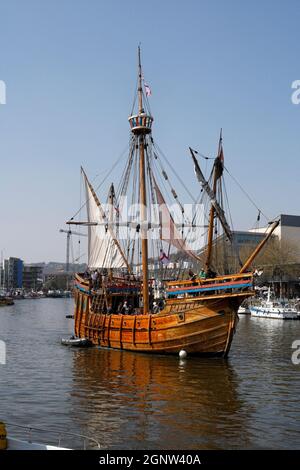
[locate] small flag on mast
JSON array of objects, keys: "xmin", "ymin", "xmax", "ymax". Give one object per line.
[
  {"xmin": 144, "ymin": 82, "xmax": 152, "ymax": 97},
  {"xmin": 218, "ymin": 129, "xmax": 224, "ymax": 164},
  {"xmin": 142, "ymin": 71, "xmax": 152, "ymax": 96},
  {"xmin": 159, "ymin": 249, "xmax": 169, "ymax": 265},
  {"xmin": 219, "ymin": 145, "xmax": 224, "ymax": 164}
]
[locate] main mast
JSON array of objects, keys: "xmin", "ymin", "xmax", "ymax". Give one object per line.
[{"xmin": 128, "ymin": 47, "xmax": 153, "ymax": 314}]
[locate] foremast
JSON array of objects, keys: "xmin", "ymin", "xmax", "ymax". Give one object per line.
[
  {"xmin": 128, "ymin": 47, "xmax": 153, "ymax": 314},
  {"xmin": 205, "ymin": 130, "xmax": 224, "ymax": 274},
  {"xmin": 190, "ymin": 137, "xmax": 280, "ymax": 275}
]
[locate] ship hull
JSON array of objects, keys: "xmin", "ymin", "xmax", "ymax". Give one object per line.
[{"xmin": 73, "ymin": 277, "xmax": 252, "ymax": 356}]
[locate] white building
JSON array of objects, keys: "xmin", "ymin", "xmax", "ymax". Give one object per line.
[{"xmin": 249, "ymin": 214, "xmax": 300, "ymax": 261}]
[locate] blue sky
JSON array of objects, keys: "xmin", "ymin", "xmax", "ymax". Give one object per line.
[{"xmin": 0, "ymin": 0, "xmax": 299, "ymax": 263}]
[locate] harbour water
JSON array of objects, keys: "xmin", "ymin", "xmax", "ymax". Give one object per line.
[{"xmin": 0, "ymin": 299, "xmax": 300, "ymax": 449}]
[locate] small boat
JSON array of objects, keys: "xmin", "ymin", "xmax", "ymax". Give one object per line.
[
  {"xmin": 238, "ymin": 306, "xmax": 250, "ymax": 314},
  {"xmin": 250, "ymin": 288, "xmax": 299, "ymax": 320},
  {"xmin": 7, "ymin": 437, "xmax": 70, "ymax": 450},
  {"xmin": 61, "ymin": 336, "xmax": 91, "ymax": 347},
  {"xmin": 238, "ymin": 302, "xmax": 250, "ymax": 314},
  {"xmin": 63, "ymin": 290, "xmax": 72, "ymax": 298},
  {"xmin": 65, "ymin": 314, "xmax": 74, "ymax": 319},
  {"xmin": 46, "ymin": 290, "xmax": 64, "ymax": 298},
  {"xmin": 1, "ymin": 421, "xmax": 100, "ymax": 450},
  {"xmin": 0, "ymin": 296, "xmax": 14, "ymax": 306}
]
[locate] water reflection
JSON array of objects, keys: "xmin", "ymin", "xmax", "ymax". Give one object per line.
[
  {"xmin": 70, "ymin": 348, "xmax": 247, "ymax": 449},
  {"xmin": 0, "ymin": 300, "xmax": 300, "ymax": 449}
]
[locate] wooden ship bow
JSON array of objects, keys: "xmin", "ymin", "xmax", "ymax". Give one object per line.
[{"xmin": 69, "ymin": 49, "xmax": 278, "ymax": 357}]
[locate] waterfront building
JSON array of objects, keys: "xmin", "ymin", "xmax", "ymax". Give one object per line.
[
  {"xmin": 3, "ymin": 257, "xmax": 24, "ymax": 289},
  {"xmin": 22, "ymin": 265, "xmax": 44, "ymax": 290},
  {"xmin": 249, "ymin": 214, "xmax": 300, "ymax": 261},
  {"xmin": 44, "ymin": 272, "xmax": 73, "ymax": 290},
  {"xmin": 0, "ymin": 264, "xmax": 3, "ymax": 289}
]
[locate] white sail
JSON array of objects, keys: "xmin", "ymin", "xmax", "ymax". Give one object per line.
[
  {"xmin": 84, "ymin": 172, "xmax": 127, "ymax": 269},
  {"xmin": 152, "ymin": 175, "xmax": 201, "ymax": 262}
]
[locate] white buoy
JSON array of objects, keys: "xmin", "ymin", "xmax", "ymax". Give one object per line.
[{"xmin": 179, "ymin": 349, "xmax": 187, "ymax": 359}]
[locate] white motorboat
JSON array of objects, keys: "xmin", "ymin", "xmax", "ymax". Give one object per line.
[{"xmin": 250, "ymin": 288, "xmax": 299, "ymax": 319}]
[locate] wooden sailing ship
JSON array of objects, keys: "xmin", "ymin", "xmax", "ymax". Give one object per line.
[{"xmin": 68, "ymin": 48, "xmax": 278, "ymax": 356}]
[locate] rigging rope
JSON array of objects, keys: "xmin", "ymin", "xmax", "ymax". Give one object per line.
[
  {"xmin": 224, "ymin": 166, "xmax": 269, "ymax": 222},
  {"xmin": 68, "ymin": 143, "xmax": 130, "ymax": 222},
  {"xmin": 152, "ymin": 140, "xmax": 197, "ymax": 203}
]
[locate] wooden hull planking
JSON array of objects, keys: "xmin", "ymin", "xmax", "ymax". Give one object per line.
[{"xmin": 73, "ymin": 276, "xmax": 253, "ymax": 356}]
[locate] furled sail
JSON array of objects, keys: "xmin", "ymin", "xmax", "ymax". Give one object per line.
[
  {"xmin": 152, "ymin": 174, "xmax": 201, "ymax": 262},
  {"xmin": 82, "ymin": 169, "xmax": 128, "ymax": 269},
  {"xmin": 189, "ymin": 147, "xmax": 233, "ymax": 242}
]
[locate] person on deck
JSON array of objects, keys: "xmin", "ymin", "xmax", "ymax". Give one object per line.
[
  {"xmin": 121, "ymin": 300, "xmax": 129, "ymax": 314},
  {"xmin": 188, "ymin": 269, "xmax": 197, "ymax": 281},
  {"xmin": 91, "ymin": 270, "xmax": 98, "ymax": 289},
  {"xmin": 97, "ymin": 269, "xmax": 102, "ymax": 288},
  {"xmin": 117, "ymin": 302, "xmax": 123, "ymax": 314},
  {"xmin": 198, "ymin": 268, "xmax": 206, "ymax": 279},
  {"xmin": 127, "ymin": 303, "xmax": 134, "ymax": 314},
  {"xmin": 83, "ymin": 269, "xmax": 90, "ymax": 280},
  {"xmin": 207, "ymin": 268, "xmax": 216, "ymax": 279}
]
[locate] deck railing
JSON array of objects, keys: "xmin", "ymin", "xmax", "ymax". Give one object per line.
[
  {"xmin": 166, "ymin": 272, "xmax": 253, "ymax": 288},
  {"xmin": 166, "ymin": 273, "xmax": 254, "ymax": 297}
]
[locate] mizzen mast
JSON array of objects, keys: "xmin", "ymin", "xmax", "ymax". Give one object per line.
[{"xmin": 128, "ymin": 47, "xmax": 153, "ymax": 314}]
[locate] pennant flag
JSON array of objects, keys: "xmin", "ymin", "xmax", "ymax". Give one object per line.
[
  {"xmin": 219, "ymin": 145, "xmax": 224, "ymax": 164},
  {"xmin": 215, "ymin": 139, "xmax": 224, "ymax": 179}
]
